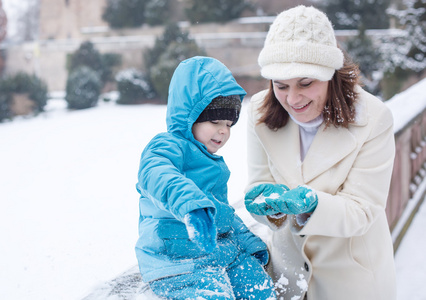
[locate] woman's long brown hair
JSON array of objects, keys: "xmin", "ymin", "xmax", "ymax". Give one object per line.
[{"xmin": 257, "ymin": 58, "xmax": 361, "ymax": 131}]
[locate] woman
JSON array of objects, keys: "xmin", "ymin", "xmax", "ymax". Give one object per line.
[{"xmin": 244, "ymin": 5, "xmax": 397, "ymax": 300}]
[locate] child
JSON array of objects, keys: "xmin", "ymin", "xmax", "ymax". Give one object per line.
[{"xmin": 135, "ymin": 56, "xmax": 276, "ymax": 299}]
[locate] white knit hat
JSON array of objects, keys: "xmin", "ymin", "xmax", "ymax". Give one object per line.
[{"xmin": 258, "ymin": 5, "xmax": 344, "ymax": 81}]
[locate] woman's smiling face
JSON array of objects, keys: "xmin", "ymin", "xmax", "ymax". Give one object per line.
[{"xmin": 272, "ymin": 77, "xmax": 329, "ymax": 123}]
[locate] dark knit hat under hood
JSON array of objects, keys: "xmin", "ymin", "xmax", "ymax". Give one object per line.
[{"xmin": 195, "ymin": 95, "xmax": 242, "ymax": 126}]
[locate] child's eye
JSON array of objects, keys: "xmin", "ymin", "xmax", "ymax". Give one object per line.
[{"xmin": 210, "ymin": 120, "xmax": 219, "ymax": 124}]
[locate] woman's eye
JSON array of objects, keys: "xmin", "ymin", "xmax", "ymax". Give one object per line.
[
  {"xmin": 300, "ymin": 81, "xmax": 313, "ymax": 87},
  {"xmin": 276, "ymin": 85, "xmax": 288, "ymax": 90}
]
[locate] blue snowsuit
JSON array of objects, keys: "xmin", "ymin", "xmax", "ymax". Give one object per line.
[{"xmin": 135, "ymin": 56, "xmax": 276, "ymax": 299}]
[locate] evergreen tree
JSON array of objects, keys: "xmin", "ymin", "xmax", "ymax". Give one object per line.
[
  {"xmin": 323, "ymin": 0, "xmax": 391, "ymax": 29},
  {"xmin": 382, "ymin": 0, "xmax": 426, "ymax": 73},
  {"xmin": 68, "ymin": 41, "xmax": 121, "ymax": 85},
  {"xmin": 68, "ymin": 41, "xmax": 103, "ymax": 75},
  {"xmin": 345, "ymin": 27, "xmax": 383, "ymax": 94},
  {"xmin": 102, "ymin": 0, "xmax": 171, "ymax": 28},
  {"xmin": 144, "ymin": 23, "xmax": 206, "ymax": 101},
  {"xmin": 150, "ymin": 41, "xmax": 206, "ymax": 101},
  {"xmin": 144, "ymin": 23, "xmax": 192, "ymax": 71},
  {"xmin": 100, "ymin": 53, "xmax": 122, "ymax": 83},
  {"xmin": 380, "ymin": 0, "xmax": 425, "ymax": 99},
  {"xmin": 184, "ymin": 0, "xmax": 250, "ymax": 24},
  {"xmin": 102, "ymin": 0, "xmax": 146, "ymax": 28},
  {"xmin": 145, "ymin": 0, "xmax": 171, "ymax": 26}
]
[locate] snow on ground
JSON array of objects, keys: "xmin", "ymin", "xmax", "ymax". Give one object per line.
[
  {"xmin": 0, "ymin": 100, "xmax": 161, "ymax": 299},
  {"xmin": 1, "ymin": 79, "xmax": 426, "ymax": 299},
  {"xmin": 395, "ymin": 194, "xmax": 426, "ymax": 300}
]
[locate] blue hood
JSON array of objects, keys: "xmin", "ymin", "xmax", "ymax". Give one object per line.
[{"xmin": 166, "ymin": 56, "xmax": 246, "ymax": 141}]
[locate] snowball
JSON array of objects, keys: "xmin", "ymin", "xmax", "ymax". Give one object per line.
[{"xmin": 253, "ymin": 192, "xmax": 280, "ymax": 203}]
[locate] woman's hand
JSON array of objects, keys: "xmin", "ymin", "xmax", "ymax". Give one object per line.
[
  {"xmin": 244, "ymin": 183, "xmax": 290, "ymax": 215},
  {"xmin": 266, "ymin": 185, "xmax": 318, "ymax": 215}
]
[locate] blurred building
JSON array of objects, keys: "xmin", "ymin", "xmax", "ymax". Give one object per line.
[
  {"xmin": 13, "ymin": 0, "xmax": 314, "ymax": 91},
  {"xmin": 38, "ymin": 0, "xmax": 314, "ymax": 41},
  {"xmin": 6, "ymin": 0, "xmax": 410, "ymax": 93},
  {"xmin": 39, "ymin": 0, "xmax": 108, "ymax": 40}
]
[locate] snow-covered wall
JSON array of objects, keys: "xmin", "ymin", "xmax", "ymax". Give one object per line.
[
  {"xmin": 385, "ymin": 78, "xmax": 426, "ymax": 250},
  {"xmin": 387, "ymin": 78, "xmax": 426, "ymax": 134}
]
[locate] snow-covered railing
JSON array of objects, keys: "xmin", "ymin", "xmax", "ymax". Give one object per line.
[{"xmin": 386, "ymin": 78, "xmax": 426, "ymax": 251}]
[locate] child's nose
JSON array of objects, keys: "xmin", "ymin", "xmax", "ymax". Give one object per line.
[{"xmin": 219, "ymin": 126, "xmax": 229, "ymax": 134}]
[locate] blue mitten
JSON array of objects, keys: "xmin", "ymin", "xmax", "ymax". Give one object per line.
[
  {"xmin": 252, "ymin": 250, "xmax": 269, "ymax": 266},
  {"xmin": 244, "ymin": 183, "xmax": 290, "ymax": 215},
  {"xmin": 184, "ymin": 208, "xmax": 217, "ymax": 253},
  {"xmin": 266, "ymin": 185, "xmax": 318, "ymax": 215}
]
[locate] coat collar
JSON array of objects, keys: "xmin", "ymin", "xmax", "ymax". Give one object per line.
[
  {"xmin": 302, "ymin": 122, "xmax": 357, "ymax": 182},
  {"xmin": 254, "ymin": 97, "xmax": 367, "ymax": 184}
]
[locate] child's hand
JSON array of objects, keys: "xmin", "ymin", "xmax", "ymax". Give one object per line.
[
  {"xmin": 252, "ymin": 250, "xmax": 269, "ymax": 265},
  {"xmin": 184, "ymin": 208, "xmax": 217, "ymax": 253},
  {"xmin": 244, "ymin": 183, "xmax": 290, "ymax": 215},
  {"xmin": 266, "ymin": 185, "xmax": 318, "ymax": 215}
]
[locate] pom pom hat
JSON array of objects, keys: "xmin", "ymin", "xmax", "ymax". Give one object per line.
[{"xmin": 258, "ymin": 5, "xmax": 344, "ymax": 81}]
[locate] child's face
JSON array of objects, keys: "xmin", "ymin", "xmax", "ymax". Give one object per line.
[{"xmin": 192, "ymin": 120, "xmax": 233, "ymax": 154}]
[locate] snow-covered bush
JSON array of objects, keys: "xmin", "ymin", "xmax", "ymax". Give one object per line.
[
  {"xmin": 65, "ymin": 66, "xmax": 102, "ymax": 110},
  {"xmin": 0, "ymin": 87, "xmax": 10, "ymax": 122},
  {"xmin": 0, "ymin": 72, "xmax": 48, "ymax": 121},
  {"xmin": 115, "ymin": 68, "xmax": 155, "ymax": 104}
]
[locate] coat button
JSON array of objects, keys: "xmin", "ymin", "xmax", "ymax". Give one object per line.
[{"xmin": 304, "ymin": 262, "xmax": 309, "ymax": 272}]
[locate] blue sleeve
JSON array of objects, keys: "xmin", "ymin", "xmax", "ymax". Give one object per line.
[
  {"xmin": 232, "ymin": 214, "xmax": 267, "ymax": 255},
  {"xmin": 137, "ymin": 135, "xmax": 215, "ymax": 221}
]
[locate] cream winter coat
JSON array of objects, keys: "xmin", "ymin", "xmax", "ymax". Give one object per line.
[{"xmin": 246, "ymin": 86, "xmax": 397, "ymax": 300}]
